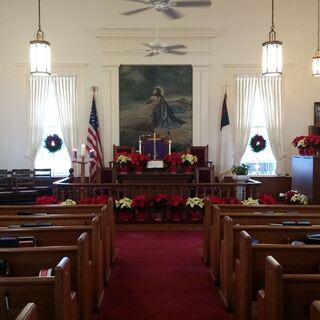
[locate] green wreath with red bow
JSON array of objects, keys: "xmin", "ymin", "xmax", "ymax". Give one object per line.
[
  {"xmin": 44, "ymin": 134, "xmax": 63, "ymax": 153},
  {"xmin": 250, "ymin": 134, "xmax": 266, "ymax": 153}
]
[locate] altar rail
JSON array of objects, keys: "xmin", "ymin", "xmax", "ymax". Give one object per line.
[{"xmin": 53, "ymin": 178, "xmax": 261, "ymax": 202}]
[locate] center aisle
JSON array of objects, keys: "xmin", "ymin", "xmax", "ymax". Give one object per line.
[{"xmin": 99, "ymin": 231, "xmax": 233, "ymax": 320}]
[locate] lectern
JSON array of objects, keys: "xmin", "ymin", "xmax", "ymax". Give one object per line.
[{"xmin": 292, "ymin": 155, "xmax": 320, "ymax": 204}]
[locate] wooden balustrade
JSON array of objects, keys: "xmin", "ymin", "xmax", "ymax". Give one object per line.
[{"xmin": 53, "ymin": 177, "xmax": 261, "ymax": 202}]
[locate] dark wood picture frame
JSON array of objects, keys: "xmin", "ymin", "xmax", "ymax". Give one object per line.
[{"xmin": 314, "ymin": 102, "xmax": 320, "ymax": 126}]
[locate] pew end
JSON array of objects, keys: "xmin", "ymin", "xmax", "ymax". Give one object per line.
[
  {"xmin": 15, "ymin": 303, "xmax": 38, "ymax": 320},
  {"xmin": 311, "ymin": 301, "xmax": 320, "ymax": 320}
]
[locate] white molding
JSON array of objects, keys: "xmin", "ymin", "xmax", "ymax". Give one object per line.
[
  {"xmin": 15, "ymin": 62, "xmax": 88, "ymax": 69},
  {"xmin": 96, "ymin": 28, "xmax": 217, "ymax": 39}
]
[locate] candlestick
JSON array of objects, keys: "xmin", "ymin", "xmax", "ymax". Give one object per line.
[
  {"xmin": 169, "ymin": 139, "xmax": 172, "ymax": 155},
  {"xmin": 81, "ymin": 144, "xmax": 86, "ymax": 156}
]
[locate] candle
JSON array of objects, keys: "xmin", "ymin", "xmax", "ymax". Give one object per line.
[
  {"xmin": 80, "ymin": 144, "xmax": 86, "ymax": 157},
  {"xmin": 89, "ymin": 149, "xmax": 94, "ymax": 159},
  {"xmin": 72, "ymin": 148, "xmax": 77, "ymax": 160},
  {"xmin": 139, "ymin": 139, "xmax": 142, "ymax": 154},
  {"xmin": 169, "ymin": 139, "xmax": 172, "ymax": 155}
]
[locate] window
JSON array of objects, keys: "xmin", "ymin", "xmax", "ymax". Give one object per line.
[
  {"xmin": 241, "ymin": 88, "xmax": 276, "ymax": 175},
  {"xmin": 34, "ymin": 85, "xmax": 71, "ymax": 177}
]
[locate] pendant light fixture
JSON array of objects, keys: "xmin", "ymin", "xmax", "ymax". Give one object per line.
[
  {"xmin": 262, "ymin": 0, "xmax": 283, "ymax": 76},
  {"xmin": 313, "ymin": 0, "xmax": 320, "ymax": 77},
  {"xmin": 30, "ymin": 0, "xmax": 51, "ymax": 75}
]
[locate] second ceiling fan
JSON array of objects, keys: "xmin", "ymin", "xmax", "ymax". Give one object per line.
[{"xmin": 121, "ymin": 0, "xmax": 212, "ymax": 19}]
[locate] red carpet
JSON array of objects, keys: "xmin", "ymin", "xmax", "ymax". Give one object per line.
[{"xmin": 99, "ymin": 231, "xmax": 232, "ymax": 320}]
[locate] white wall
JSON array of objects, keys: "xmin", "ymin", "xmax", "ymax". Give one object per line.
[{"xmin": 0, "ymin": 0, "xmax": 318, "ymax": 174}]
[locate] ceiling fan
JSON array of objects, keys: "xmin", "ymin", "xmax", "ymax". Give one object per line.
[
  {"xmin": 128, "ymin": 11, "xmax": 188, "ymax": 56},
  {"xmin": 120, "ymin": 0, "xmax": 212, "ymax": 19}
]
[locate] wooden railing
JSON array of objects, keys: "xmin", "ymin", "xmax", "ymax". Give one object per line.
[{"xmin": 53, "ymin": 178, "xmax": 261, "ymax": 202}]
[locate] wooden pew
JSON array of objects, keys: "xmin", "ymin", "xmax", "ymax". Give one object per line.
[
  {"xmin": 257, "ymin": 256, "xmax": 320, "ymax": 320},
  {"xmin": 15, "ymin": 303, "xmax": 37, "ymax": 320},
  {"xmin": 203, "ymin": 203, "xmax": 320, "ymax": 272},
  {"xmin": 209, "ymin": 210, "xmax": 320, "ymax": 286},
  {"xmin": 235, "ymin": 230, "xmax": 320, "ymax": 320},
  {"xmin": 0, "ymin": 233, "xmax": 92, "ymax": 320},
  {"xmin": 0, "ymin": 220, "xmax": 104, "ymax": 311},
  {"xmin": 220, "ymin": 220, "xmax": 320, "ymax": 310},
  {"xmin": 0, "ymin": 257, "xmax": 77, "ymax": 320},
  {"xmin": 311, "ymin": 301, "xmax": 320, "ymax": 320}
]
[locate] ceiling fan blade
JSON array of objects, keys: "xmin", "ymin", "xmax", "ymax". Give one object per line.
[
  {"xmin": 121, "ymin": 0, "xmax": 150, "ymax": 3},
  {"xmin": 171, "ymin": 1, "xmax": 211, "ymax": 7},
  {"xmin": 142, "ymin": 42, "xmax": 156, "ymax": 49},
  {"xmin": 121, "ymin": 6, "xmax": 153, "ymax": 16},
  {"xmin": 163, "ymin": 7, "xmax": 183, "ymax": 19},
  {"xmin": 146, "ymin": 51, "xmax": 159, "ymax": 57},
  {"xmin": 167, "ymin": 50, "xmax": 187, "ymax": 55},
  {"xmin": 165, "ymin": 44, "xmax": 187, "ymax": 50}
]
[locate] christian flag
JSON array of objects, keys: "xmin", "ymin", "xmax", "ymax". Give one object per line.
[
  {"xmin": 86, "ymin": 96, "xmax": 103, "ymax": 183},
  {"xmin": 219, "ymin": 94, "xmax": 233, "ymax": 176}
]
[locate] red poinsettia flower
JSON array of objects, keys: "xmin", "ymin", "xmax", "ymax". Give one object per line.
[
  {"xmin": 168, "ymin": 195, "xmax": 185, "ymax": 208},
  {"xmin": 224, "ymin": 197, "xmax": 242, "ymax": 204},
  {"xmin": 132, "ymin": 194, "xmax": 148, "ymax": 208},
  {"xmin": 130, "ymin": 153, "xmax": 150, "ymax": 167},
  {"xmin": 259, "ymin": 194, "xmax": 278, "ymax": 204},
  {"xmin": 207, "ymin": 196, "xmax": 224, "ymax": 204},
  {"xmin": 163, "ymin": 153, "xmax": 182, "ymax": 167},
  {"xmin": 36, "ymin": 195, "xmax": 60, "ymax": 205},
  {"xmin": 79, "ymin": 195, "xmax": 109, "ymax": 204}
]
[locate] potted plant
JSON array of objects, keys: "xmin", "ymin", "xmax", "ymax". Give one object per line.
[
  {"xmin": 115, "ymin": 152, "xmax": 132, "ymax": 174},
  {"xmin": 231, "ymin": 164, "xmax": 250, "ymax": 181},
  {"xmin": 185, "ymin": 196, "xmax": 204, "ymax": 221},
  {"xmin": 279, "ymin": 190, "xmax": 309, "ymax": 205},
  {"xmin": 132, "ymin": 194, "xmax": 149, "ymax": 221},
  {"xmin": 130, "ymin": 153, "xmax": 150, "ymax": 174},
  {"xmin": 150, "ymin": 193, "xmax": 168, "ymax": 221},
  {"xmin": 163, "ymin": 153, "xmax": 182, "ymax": 173},
  {"xmin": 167, "ymin": 194, "xmax": 186, "ymax": 221},
  {"xmin": 181, "ymin": 153, "xmax": 198, "ymax": 173},
  {"xmin": 115, "ymin": 196, "xmax": 133, "ymax": 221}
]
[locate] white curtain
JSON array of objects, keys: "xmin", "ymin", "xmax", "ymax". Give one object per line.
[
  {"xmin": 52, "ymin": 76, "xmax": 78, "ymax": 160},
  {"xmin": 234, "ymin": 75, "xmax": 258, "ymax": 165},
  {"xmin": 26, "ymin": 76, "xmax": 51, "ymax": 168},
  {"xmin": 258, "ymin": 76, "xmax": 285, "ymax": 175}
]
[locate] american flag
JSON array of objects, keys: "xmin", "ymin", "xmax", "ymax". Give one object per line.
[{"xmin": 86, "ymin": 97, "xmax": 103, "ymax": 183}]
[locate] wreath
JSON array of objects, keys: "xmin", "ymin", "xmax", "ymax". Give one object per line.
[
  {"xmin": 44, "ymin": 134, "xmax": 63, "ymax": 153},
  {"xmin": 250, "ymin": 134, "xmax": 266, "ymax": 153}
]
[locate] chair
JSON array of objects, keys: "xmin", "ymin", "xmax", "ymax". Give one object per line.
[
  {"xmin": 111, "ymin": 144, "xmax": 136, "ymax": 167},
  {"xmin": 186, "ymin": 145, "xmax": 212, "ymax": 167},
  {"xmin": 194, "ymin": 166, "xmax": 215, "ymax": 183},
  {"xmin": 34, "ymin": 168, "xmax": 52, "ymax": 195},
  {"xmin": 12, "ymin": 169, "xmax": 38, "ymax": 204},
  {"xmin": 0, "ymin": 170, "xmax": 14, "ymax": 204},
  {"xmin": 97, "ymin": 167, "xmax": 116, "ymax": 183}
]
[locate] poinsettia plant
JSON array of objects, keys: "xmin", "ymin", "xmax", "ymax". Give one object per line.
[
  {"xmin": 115, "ymin": 197, "xmax": 132, "ymax": 210},
  {"xmin": 115, "ymin": 152, "xmax": 131, "ymax": 165},
  {"xmin": 181, "ymin": 153, "xmax": 198, "ymax": 166},
  {"xmin": 241, "ymin": 197, "xmax": 260, "ymax": 205},
  {"xmin": 163, "ymin": 153, "xmax": 182, "ymax": 167},
  {"xmin": 79, "ymin": 195, "xmax": 109, "ymax": 204},
  {"xmin": 130, "ymin": 153, "xmax": 150, "ymax": 168},
  {"xmin": 279, "ymin": 190, "xmax": 308, "ymax": 205},
  {"xmin": 168, "ymin": 194, "xmax": 185, "ymax": 210},
  {"xmin": 186, "ymin": 197, "xmax": 204, "ymax": 211},
  {"xmin": 258, "ymin": 194, "xmax": 278, "ymax": 204},
  {"xmin": 36, "ymin": 195, "xmax": 60, "ymax": 205},
  {"xmin": 207, "ymin": 196, "xmax": 241, "ymax": 204},
  {"xmin": 132, "ymin": 194, "xmax": 148, "ymax": 210},
  {"xmin": 151, "ymin": 193, "xmax": 168, "ymax": 211}
]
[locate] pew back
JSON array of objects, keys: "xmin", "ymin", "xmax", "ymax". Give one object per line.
[{"xmin": 15, "ymin": 303, "xmax": 37, "ymax": 320}]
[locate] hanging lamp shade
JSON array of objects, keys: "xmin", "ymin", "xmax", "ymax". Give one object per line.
[
  {"xmin": 30, "ymin": 0, "xmax": 51, "ymax": 75},
  {"xmin": 313, "ymin": 0, "xmax": 320, "ymax": 77},
  {"xmin": 262, "ymin": 0, "xmax": 283, "ymax": 76}
]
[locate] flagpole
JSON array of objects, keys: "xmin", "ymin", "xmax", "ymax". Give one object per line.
[{"xmin": 91, "ymin": 86, "xmax": 98, "ymax": 98}]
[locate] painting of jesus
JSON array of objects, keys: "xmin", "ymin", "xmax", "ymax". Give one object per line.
[{"xmin": 119, "ymin": 65, "xmax": 192, "ymax": 151}]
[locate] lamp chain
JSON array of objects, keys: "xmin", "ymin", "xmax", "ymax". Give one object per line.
[
  {"xmin": 318, "ymin": 0, "xmax": 320, "ymax": 51},
  {"xmin": 271, "ymin": 0, "xmax": 275, "ymax": 31},
  {"xmin": 38, "ymin": 0, "xmax": 41, "ymax": 31}
]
